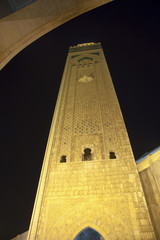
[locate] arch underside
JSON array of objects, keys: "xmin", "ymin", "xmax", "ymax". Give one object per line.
[
  {"xmin": 0, "ymin": 0, "xmax": 113, "ymax": 70},
  {"xmin": 74, "ymin": 227, "xmax": 104, "ymax": 240}
]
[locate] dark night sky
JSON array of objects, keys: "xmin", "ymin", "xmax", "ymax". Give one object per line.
[{"xmin": 0, "ymin": 0, "xmax": 160, "ymax": 239}]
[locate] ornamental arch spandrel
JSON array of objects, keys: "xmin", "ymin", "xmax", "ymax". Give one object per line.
[
  {"xmin": 43, "ymin": 200, "xmax": 135, "ymax": 240},
  {"xmin": 0, "ymin": 0, "xmax": 113, "ymax": 70}
]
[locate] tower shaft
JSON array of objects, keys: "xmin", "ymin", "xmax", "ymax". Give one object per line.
[{"xmin": 27, "ymin": 43, "xmax": 155, "ymax": 240}]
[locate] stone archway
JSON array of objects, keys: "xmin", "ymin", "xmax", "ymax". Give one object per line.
[
  {"xmin": 0, "ymin": 0, "xmax": 113, "ymax": 70},
  {"xmin": 45, "ymin": 199, "xmax": 135, "ymax": 240},
  {"xmin": 74, "ymin": 227, "xmax": 104, "ymax": 240}
]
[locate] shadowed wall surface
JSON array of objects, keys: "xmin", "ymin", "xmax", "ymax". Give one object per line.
[
  {"xmin": 0, "ymin": 0, "xmax": 112, "ymax": 70},
  {"xmin": 0, "ymin": 0, "xmax": 13, "ymax": 18},
  {"xmin": 11, "ymin": 231, "xmax": 28, "ymax": 240},
  {"xmin": 137, "ymin": 149, "xmax": 160, "ymax": 239}
]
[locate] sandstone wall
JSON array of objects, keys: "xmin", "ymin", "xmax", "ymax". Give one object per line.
[{"xmin": 137, "ymin": 150, "xmax": 160, "ymax": 239}]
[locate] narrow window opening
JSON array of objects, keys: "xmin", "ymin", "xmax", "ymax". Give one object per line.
[
  {"xmin": 60, "ymin": 155, "xmax": 66, "ymax": 163},
  {"xmin": 109, "ymin": 151, "xmax": 116, "ymax": 159},
  {"xmin": 83, "ymin": 148, "xmax": 92, "ymax": 161}
]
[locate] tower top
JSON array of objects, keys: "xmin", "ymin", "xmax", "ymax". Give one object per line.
[
  {"xmin": 69, "ymin": 42, "xmax": 102, "ymax": 53},
  {"xmin": 77, "ymin": 42, "xmax": 96, "ymax": 47}
]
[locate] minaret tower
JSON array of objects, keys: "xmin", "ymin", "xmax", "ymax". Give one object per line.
[{"xmin": 27, "ymin": 43, "xmax": 155, "ymax": 239}]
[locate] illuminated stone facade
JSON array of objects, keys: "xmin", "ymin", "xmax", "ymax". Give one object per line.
[
  {"xmin": 136, "ymin": 147, "xmax": 160, "ymax": 239},
  {"xmin": 26, "ymin": 43, "xmax": 156, "ymax": 240}
]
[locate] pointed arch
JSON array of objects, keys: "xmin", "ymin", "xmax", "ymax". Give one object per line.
[
  {"xmin": 72, "ymin": 223, "xmax": 107, "ymax": 240},
  {"xmin": 74, "ymin": 226, "xmax": 105, "ymax": 240}
]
